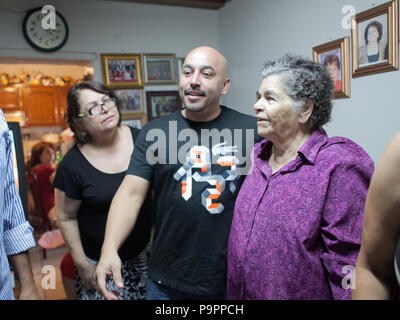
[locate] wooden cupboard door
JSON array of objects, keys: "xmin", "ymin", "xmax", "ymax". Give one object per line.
[
  {"xmin": 0, "ymin": 85, "xmax": 23, "ymax": 111},
  {"xmin": 57, "ymin": 86, "xmax": 70, "ymax": 126},
  {"xmin": 23, "ymin": 87, "xmax": 60, "ymax": 126}
]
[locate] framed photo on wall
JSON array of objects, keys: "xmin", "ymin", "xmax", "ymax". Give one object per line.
[
  {"xmin": 121, "ymin": 113, "xmax": 147, "ymax": 129},
  {"xmin": 313, "ymin": 37, "xmax": 351, "ymax": 99},
  {"xmin": 351, "ymin": 0, "xmax": 399, "ymax": 77},
  {"xmin": 100, "ymin": 53, "xmax": 143, "ymax": 88},
  {"xmin": 143, "ymin": 54, "xmax": 177, "ymax": 85},
  {"xmin": 114, "ymin": 88, "xmax": 144, "ymax": 114},
  {"xmin": 146, "ymin": 91, "xmax": 182, "ymax": 121}
]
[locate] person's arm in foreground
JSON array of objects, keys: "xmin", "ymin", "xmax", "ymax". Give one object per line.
[
  {"xmin": 9, "ymin": 252, "xmax": 40, "ymax": 299},
  {"xmin": 353, "ymin": 133, "xmax": 400, "ymax": 299},
  {"xmin": 3, "ymin": 144, "xmax": 39, "ymax": 299},
  {"xmin": 96, "ymin": 175, "xmax": 150, "ymax": 300}
]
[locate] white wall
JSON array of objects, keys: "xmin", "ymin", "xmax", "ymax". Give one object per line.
[
  {"xmin": 218, "ymin": 0, "xmax": 400, "ymax": 162},
  {"xmin": 1, "ymin": 0, "xmax": 398, "ymax": 162},
  {"xmin": 0, "ymin": 0, "xmax": 219, "ymax": 89}
]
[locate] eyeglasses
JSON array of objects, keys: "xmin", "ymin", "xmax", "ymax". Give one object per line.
[{"xmin": 77, "ymin": 98, "xmax": 116, "ymax": 118}]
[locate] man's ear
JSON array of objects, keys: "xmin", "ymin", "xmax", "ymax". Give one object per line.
[
  {"xmin": 299, "ymin": 99, "xmax": 314, "ymax": 124},
  {"xmin": 221, "ymin": 77, "xmax": 231, "ymax": 96}
]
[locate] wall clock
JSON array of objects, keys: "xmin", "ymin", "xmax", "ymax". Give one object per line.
[{"xmin": 22, "ymin": 7, "xmax": 69, "ymax": 52}]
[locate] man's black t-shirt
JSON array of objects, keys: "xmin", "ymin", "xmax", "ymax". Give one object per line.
[
  {"xmin": 53, "ymin": 127, "xmax": 153, "ymax": 261},
  {"xmin": 127, "ymin": 106, "xmax": 258, "ymax": 295}
]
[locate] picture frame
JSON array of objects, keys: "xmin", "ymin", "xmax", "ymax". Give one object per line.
[
  {"xmin": 114, "ymin": 88, "xmax": 144, "ymax": 115},
  {"xmin": 100, "ymin": 53, "xmax": 143, "ymax": 88},
  {"xmin": 146, "ymin": 91, "xmax": 182, "ymax": 121},
  {"xmin": 351, "ymin": 0, "xmax": 399, "ymax": 78},
  {"xmin": 143, "ymin": 53, "xmax": 177, "ymax": 85},
  {"xmin": 121, "ymin": 113, "xmax": 147, "ymax": 129},
  {"xmin": 313, "ymin": 37, "xmax": 351, "ymax": 99}
]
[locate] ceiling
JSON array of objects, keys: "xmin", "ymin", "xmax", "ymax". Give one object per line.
[{"xmin": 100, "ymin": 0, "xmax": 230, "ymax": 9}]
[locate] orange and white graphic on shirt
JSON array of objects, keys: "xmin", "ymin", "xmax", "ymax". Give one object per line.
[{"xmin": 173, "ymin": 142, "xmax": 239, "ymax": 214}]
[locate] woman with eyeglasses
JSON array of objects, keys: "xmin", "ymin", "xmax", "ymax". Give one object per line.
[{"xmin": 53, "ymin": 81, "xmax": 153, "ymax": 300}]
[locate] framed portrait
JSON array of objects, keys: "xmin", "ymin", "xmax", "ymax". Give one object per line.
[
  {"xmin": 313, "ymin": 37, "xmax": 351, "ymax": 99},
  {"xmin": 121, "ymin": 113, "xmax": 147, "ymax": 129},
  {"xmin": 351, "ymin": 0, "xmax": 399, "ymax": 77},
  {"xmin": 146, "ymin": 91, "xmax": 182, "ymax": 121},
  {"xmin": 143, "ymin": 54, "xmax": 177, "ymax": 85},
  {"xmin": 114, "ymin": 88, "xmax": 144, "ymax": 114},
  {"xmin": 100, "ymin": 53, "xmax": 143, "ymax": 88}
]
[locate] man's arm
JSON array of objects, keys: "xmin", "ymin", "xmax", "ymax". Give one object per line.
[
  {"xmin": 2, "ymin": 117, "xmax": 38, "ymax": 299},
  {"xmin": 96, "ymin": 174, "xmax": 150, "ymax": 300},
  {"xmin": 352, "ymin": 133, "xmax": 400, "ymax": 299},
  {"xmin": 9, "ymin": 251, "xmax": 40, "ymax": 299}
]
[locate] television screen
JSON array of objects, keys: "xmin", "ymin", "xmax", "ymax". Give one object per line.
[
  {"xmin": 6, "ymin": 122, "xmax": 28, "ymax": 218},
  {"xmin": 9, "ymin": 129, "xmax": 19, "ymax": 191}
]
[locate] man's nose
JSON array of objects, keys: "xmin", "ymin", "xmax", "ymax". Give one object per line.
[{"xmin": 190, "ymin": 71, "xmax": 201, "ymax": 87}]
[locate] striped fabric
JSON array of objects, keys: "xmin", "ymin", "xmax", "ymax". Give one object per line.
[{"xmin": 0, "ymin": 109, "xmax": 36, "ymax": 300}]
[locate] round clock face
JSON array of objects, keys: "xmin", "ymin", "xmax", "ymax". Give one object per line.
[{"xmin": 23, "ymin": 7, "xmax": 69, "ymax": 52}]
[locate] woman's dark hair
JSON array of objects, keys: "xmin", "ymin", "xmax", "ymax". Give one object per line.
[
  {"xmin": 66, "ymin": 81, "xmax": 122, "ymax": 145},
  {"xmin": 26, "ymin": 141, "xmax": 56, "ymax": 170},
  {"xmin": 364, "ymin": 20, "xmax": 383, "ymax": 44},
  {"xmin": 323, "ymin": 54, "xmax": 341, "ymax": 69}
]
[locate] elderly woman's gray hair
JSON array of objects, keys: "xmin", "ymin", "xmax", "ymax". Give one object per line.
[{"xmin": 260, "ymin": 54, "xmax": 334, "ymax": 132}]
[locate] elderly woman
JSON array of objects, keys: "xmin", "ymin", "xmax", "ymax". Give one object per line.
[
  {"xmin": 227, "ymin": 54, "xmax": 374, "ymax": 300},
  {"xmin": 359, "ymin": 20, "xmax": 386, "ymax": 65},
  {"xmin": 53, "ymin": 81, "xmax": 153, "ymax": 300}
]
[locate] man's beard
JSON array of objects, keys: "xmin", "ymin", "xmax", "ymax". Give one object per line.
[{"xmin": 181, "ymin": 88, "xmax": 207, "ymax": 112}]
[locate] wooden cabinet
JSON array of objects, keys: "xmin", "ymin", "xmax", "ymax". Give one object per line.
[
  {"xmin": 58, "ymin": 86, "xmax": 70, "ymax": 123},
  {"xmin": 0, "ymin": 85, "xmax": 23, "ymax": 111},
  {"xmin": 0, "ymin": 85, "xmax": 70, "ymax": 127}
]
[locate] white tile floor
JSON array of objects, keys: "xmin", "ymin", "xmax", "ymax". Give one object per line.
[{"xmin": 29, "ymin": 245, "xmax": 69, "ymax": 300}]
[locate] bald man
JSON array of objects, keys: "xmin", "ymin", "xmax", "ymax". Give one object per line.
[{"xmin": 96, "ymin": 46, "xmax": 259, "ymax": 300}]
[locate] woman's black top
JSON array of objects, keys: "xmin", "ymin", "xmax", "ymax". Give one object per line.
[{"xmin": 53, "ymin": 127, "xmax": 153, "ymax": 261}]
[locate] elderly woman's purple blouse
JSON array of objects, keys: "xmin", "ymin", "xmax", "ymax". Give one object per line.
[{"xmin": 227, "ymin": 129, "xmax": 374, "ymax": 300}]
